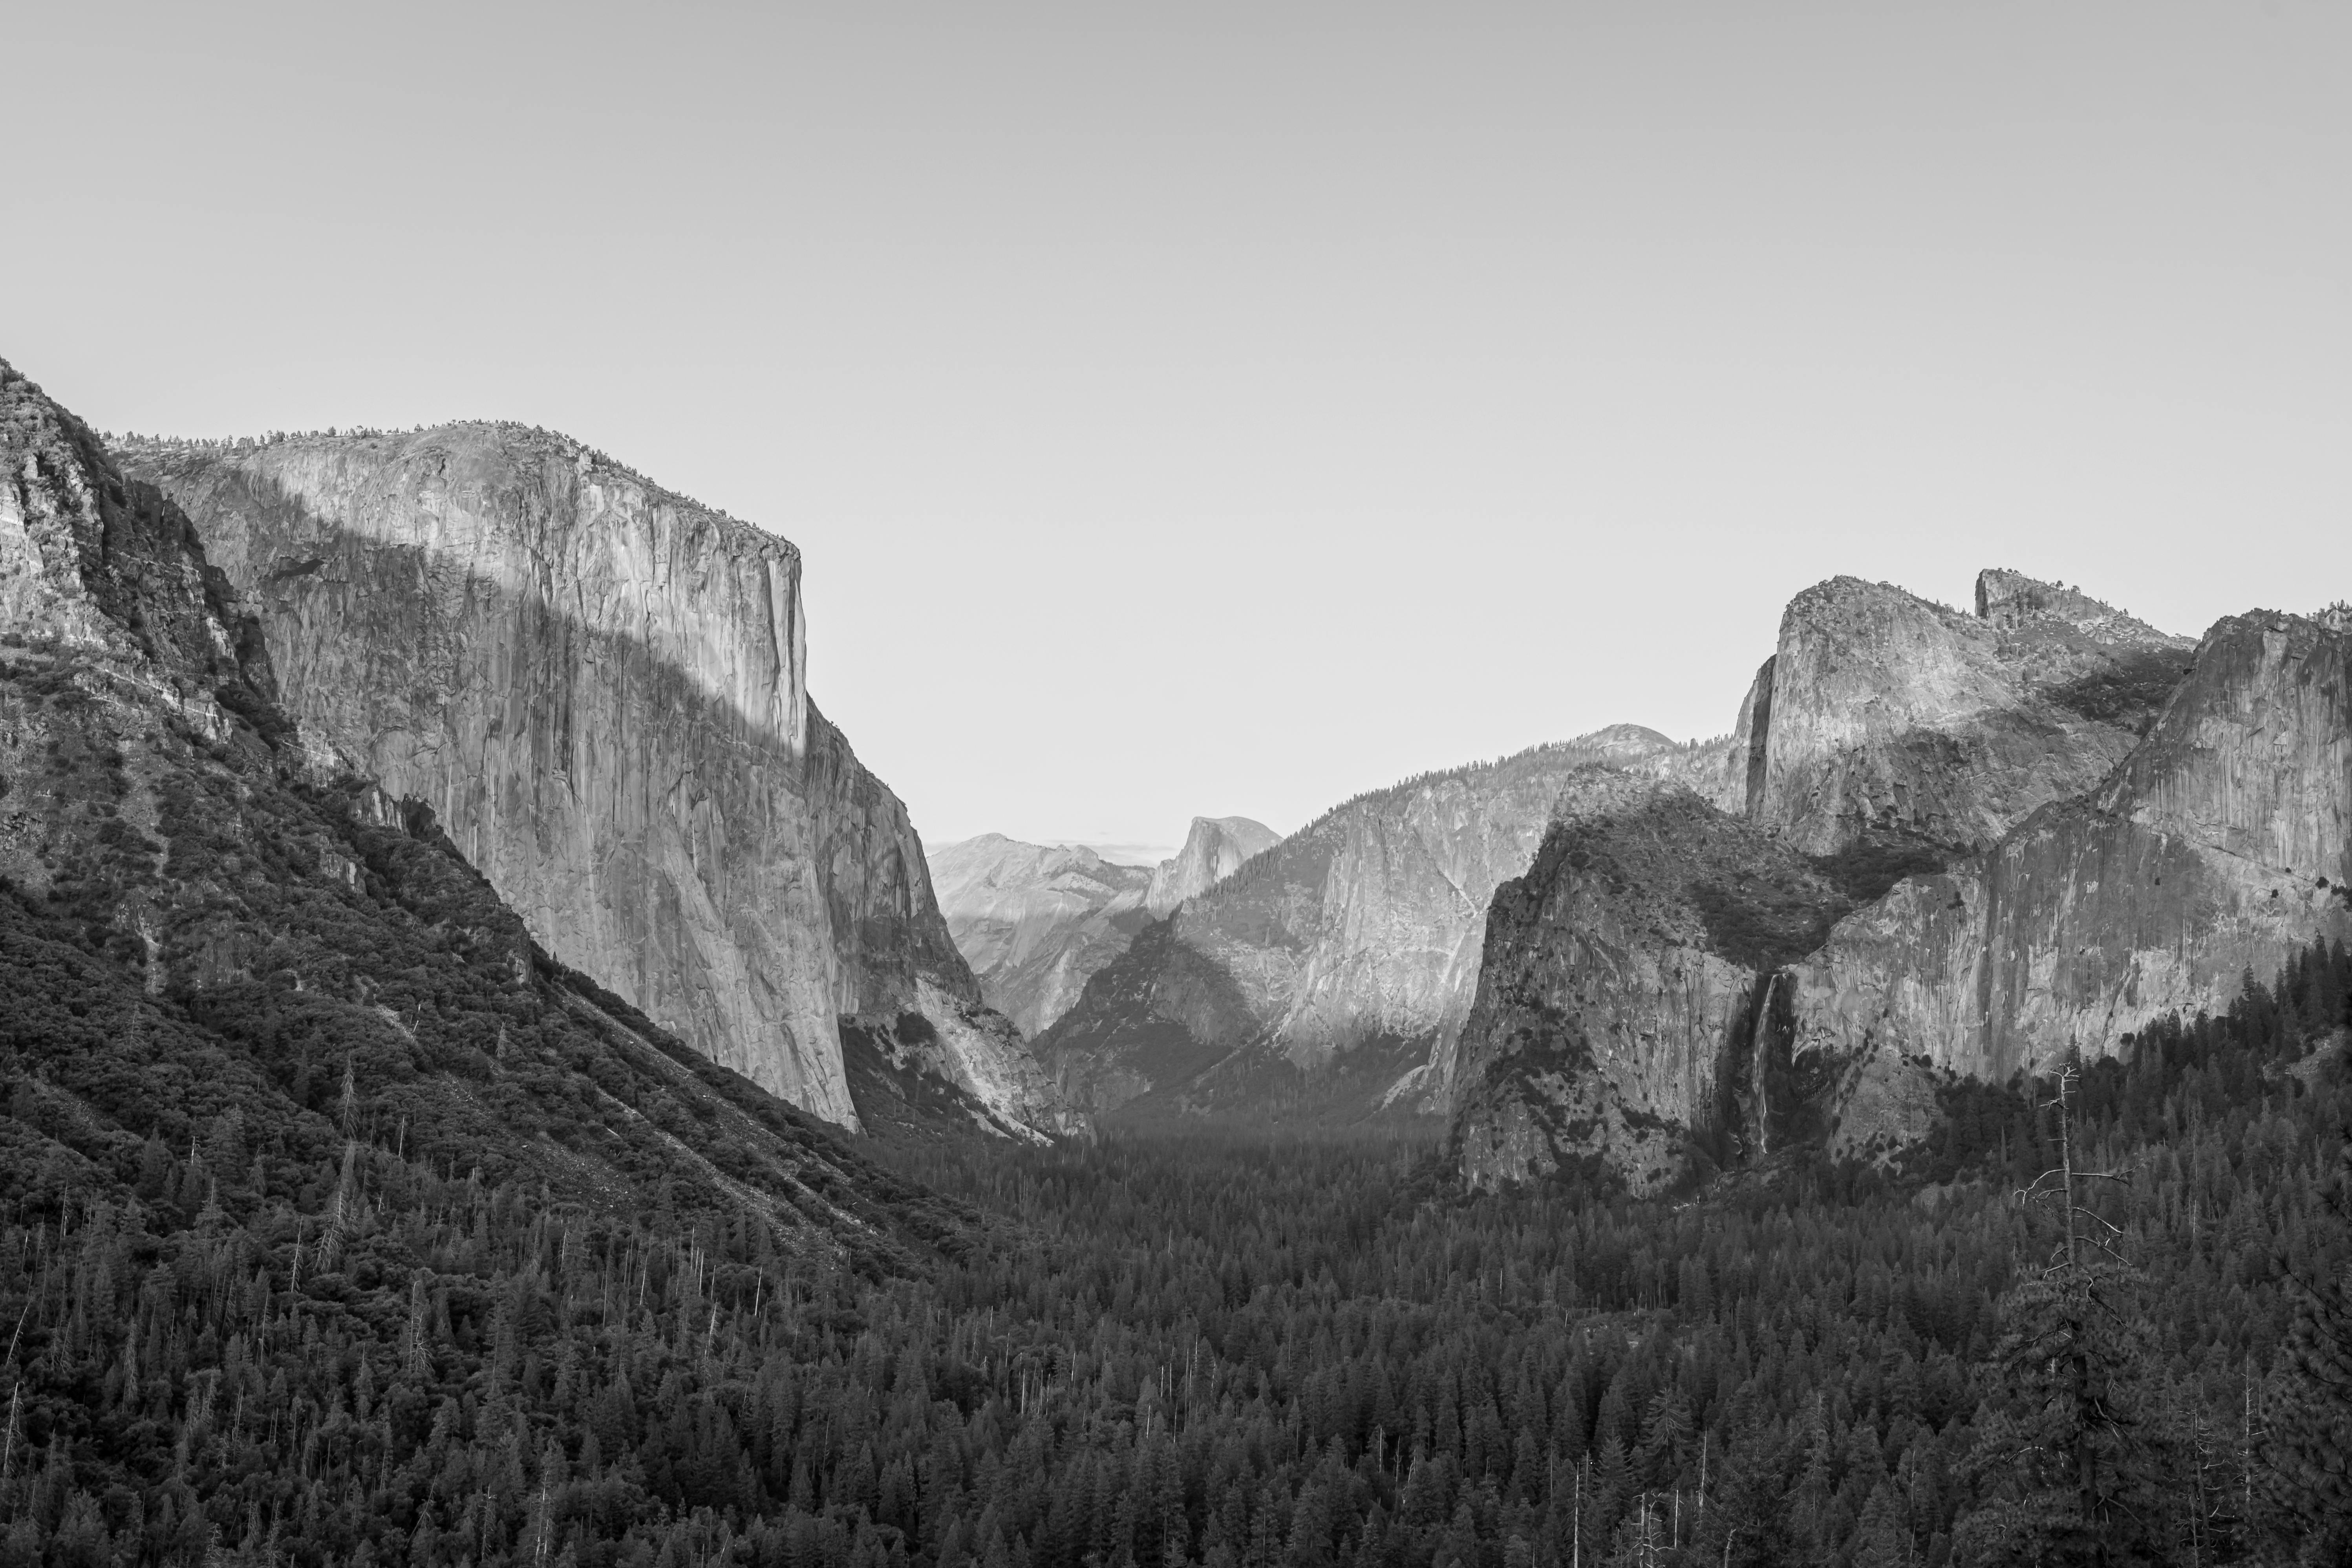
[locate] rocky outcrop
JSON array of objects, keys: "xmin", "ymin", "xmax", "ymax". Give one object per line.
[
  {"xmin": 1743, "ymin": 574, "xmax": 2192, "ymax": 856},
  {"xmin": 805, "ymin": 708, "xmax": 991, "ymax": 1031},
  {"xmin": 119, "ymin": 427, "xmax": 1066, "ymax": 1136},
  {"xmin": 1, "ymin": 374, "xmax": 271, "ymax": 719},
  {"xmin": 1451, "ymin": 778, "xmax": 1854, "ymax": 1191},
  {"xmin": 1446, "ymin": 568, "xmax": 2352, "ymax": 1191},
  {"xmin": 1784, "ymin": 607, "xmax": 2352, "ymax": 1081},
  {"xmin": 1144, "ymin": 816, "xmax": 1281, "ymax": 916},
  {"xmin": 927, "ymin": 834, "xmax": 1154, "ymax": 1034},
  {"xmin": 1035, "ymin": 728, "xmax": 1696, "ymax": 1120},
  {"xmin": 840, "ymin": 981, "xmax": 1092, "ymax": 1142}
]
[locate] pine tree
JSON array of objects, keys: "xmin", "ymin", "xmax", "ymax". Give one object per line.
[
  {"xmin": 1954, "ymin": 1067, "xmax": 2157, "ymax": 1566},
  {"xmin": 2264, "ymin": 1146, "xmax": 2352, "ymax": 1563}
]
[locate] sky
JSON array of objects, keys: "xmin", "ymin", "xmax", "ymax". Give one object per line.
[{"xmin": 6, "ymin": 2, "xmax": 2347, "ymax": 853}]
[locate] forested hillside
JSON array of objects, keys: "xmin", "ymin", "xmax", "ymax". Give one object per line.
[{"xmin": 6, "ymin": 935, "xmax": 2349, "ymax": 1563}]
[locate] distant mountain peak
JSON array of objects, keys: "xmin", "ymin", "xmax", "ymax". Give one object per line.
[{"xmin": 1146, "ymin": 815, "xmax": 1282, "ymax": 916}]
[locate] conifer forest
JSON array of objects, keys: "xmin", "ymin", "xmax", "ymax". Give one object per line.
[{"xmin": 5, "ymin": 872, "xmax": 2352, "ymax": 1564}]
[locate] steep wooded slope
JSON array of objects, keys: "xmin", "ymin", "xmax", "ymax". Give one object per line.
[{"xmin": 0, "ymin": 355, "xmax": 966, "ymax": 1260}]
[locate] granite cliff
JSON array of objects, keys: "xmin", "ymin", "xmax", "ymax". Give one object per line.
[
  {"xmin": 1, "ymin": 355, "xmax": 964, "ymax": 1261},
  {"xmin": 1145, "ymin": 816, "xmax": 1281, "ymax": 916},
  {"xmin": 1783, "ymin": 605, "xmax": 2352, "ymax": 1083},
  {"xmin": 1735, "ymin": 572, "xmax": 2192, "ymax": 855},
  {"xmin": 119, "ymin": 427, "xmax": 1074, "ymax": 1140},
  {"xmin": 1449, "ymin": 778, "xmax": 1853, "ymax": 1191},
  {"xmin": 1034, "ymin": 728, "xmax": 1708, "ymax": 1121},
  {"xmin": 1451, "ymin": 570, "xmax": 2352, "ymax": 1191}
]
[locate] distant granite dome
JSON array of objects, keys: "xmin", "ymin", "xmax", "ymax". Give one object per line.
[
  {"xmin": 1145, "ymin": 816, "xmax": 1282, "ymax": 917},
  {"xmin": 120, "ymin": 423, "xmax": 1077, "ymax": 1140}
]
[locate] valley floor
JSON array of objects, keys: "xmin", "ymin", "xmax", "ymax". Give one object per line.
[{"xmin": 6, "ymin": 946, "xmax": 2352, "ymax": 1565}]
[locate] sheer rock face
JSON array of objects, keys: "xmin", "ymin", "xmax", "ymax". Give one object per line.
[
  {"xmin": 927, "ymin": 835, "xmax": 1154, "ymax": 1035},
  {"xmin": 2, "ymin": 359, "xmax": 965, "ymax": 1253},
  {"xmin": 1452, "ymin": 778, "xmax": 1850, "ymax": 1191},
  {"xmin": 1785, "ymin": 608, "xmax": 2352, "ymax": 1080},
  {"xmin": 1144, "ymin": 816, "xmax": 1281, "ymax": 917},
  {"xmin": 1746, "ymin": 574, "xmax": 2193, "ymax": 855},
  {"xmin": 1445, "ymin": 568, "xmax": 2290, "ymax": 1189},
  {"xmin": 1034, "ymin": 728, "xmax": 1709, "ymax": 1118},
  {"xmin": 120, "ymin": 428, "xmax": 1057, "ymax": 1135}
]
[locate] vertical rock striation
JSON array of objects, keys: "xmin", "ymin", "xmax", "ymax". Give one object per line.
[
  {"xmin": 1450, "ymin": 778, "xmax": 1850, "ymax": 1191},
  {"xmin": 120, "ymin": 427, "xmax": 1064, "ymax": 1136},
  {"xmin": 1785, "ymin": 606, "xmax": 2352, "ymax": 1080},
  {"xmin": 1447, "ymin": 568, "xmax": 2346, "ymax": 1190}
]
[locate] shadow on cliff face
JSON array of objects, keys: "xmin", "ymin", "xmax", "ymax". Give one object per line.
[
  {"xmin": 2038, "ymin": 644, "xmax": 2198, "ymax": 730},
  {"xmin": 1770, "ymin": 701, "xmax": 2179, "ymax": 860},
  {"xmin": 838, "ymin": 1013, "xmax": 1036, "ymax": 1145},
  {"xmin": 803, "ymin": 702, "xmax": 976, "ymax": 1014},
  {"xmin": 1455, "ymin": 788, "xmax": 1921, "ymax": 1193},
  {"xmin": 1031, "ymin": 918, "xmax": 1259, "ymax": 1114},
  {"xmin": 1803, "ymin": 829, "xmax": 1956, "ymax": 907},
  {"xmin": 1035, "ymin": 913, "xmax": 1457, "ymax": 1127},
  {"xmin": 127, "ymin": 462, "xmax": 980, "ymax": 1121}
]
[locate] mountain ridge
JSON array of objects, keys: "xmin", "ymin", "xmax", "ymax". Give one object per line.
[
  {"xmin": 1448, "ymin": 567, "xmax": 2351, "ymax": 1191},
  {"xmin": 117, "ymin": 422, "xmax": 1076, "ymax": 1140},
  {"xmin": 0, "ymin": 353, "xmax": 969, "ymax": 1256},
  {"xmin": 1031, "ymin": 727, "xmax": 1715, "ymax": 1122}
]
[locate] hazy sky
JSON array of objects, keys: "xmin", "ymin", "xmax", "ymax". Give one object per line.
[{"xmin": 8, "ymin": 3, "xmax": 2347, "ymax": 851}]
